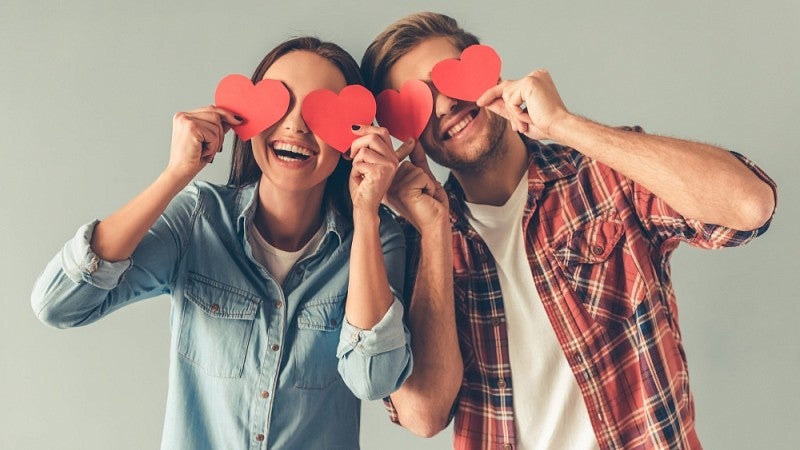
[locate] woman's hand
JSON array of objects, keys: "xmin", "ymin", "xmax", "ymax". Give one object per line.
[
  {"xmin": 165, "ymin": 106, "xmax": 242, "ymax": 182},
  {"xmin": 348, "ymin": 125, "xmax": 410, "ymax": 214}
]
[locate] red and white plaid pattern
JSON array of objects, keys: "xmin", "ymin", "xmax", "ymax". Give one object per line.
[{"xmin": 388, "ymin": 130, "xmax": 776, "ymax": 450}]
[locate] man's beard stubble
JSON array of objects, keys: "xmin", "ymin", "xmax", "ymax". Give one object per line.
[{"xmin": 420, "ymin": 109, "xmax": 509, "ymax": 177}]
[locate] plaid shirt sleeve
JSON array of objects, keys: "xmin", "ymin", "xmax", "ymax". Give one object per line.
[{"xmin": 619, "ymin": 128, "xmax": 777, "ymax": 252}]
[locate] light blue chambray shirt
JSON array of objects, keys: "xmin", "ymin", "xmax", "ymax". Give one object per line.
[{"xmin": 31, "ymin": 181, "xmax": 413, "ymax": 450}]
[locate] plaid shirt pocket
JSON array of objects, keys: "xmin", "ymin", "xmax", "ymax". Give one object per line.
[{"xmin": 552, "ymin": 212, "xmax": 647, "ymax": 328}]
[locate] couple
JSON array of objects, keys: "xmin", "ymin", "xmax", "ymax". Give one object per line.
[{"xmin": 31, "ymin": 11, "xmax": 776, "ymax": 450}]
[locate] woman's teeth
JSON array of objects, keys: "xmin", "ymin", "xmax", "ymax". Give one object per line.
[
  {"xmin": 273, "ymin": 142, "xmax": 312, "ymax": 161},
  {"xmin": 447, "ymin": 113, "xmax": 475, "ymax": 138}
]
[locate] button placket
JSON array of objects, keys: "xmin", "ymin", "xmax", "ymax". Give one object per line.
[{"xmin": 257, "ymin": 289, "xmax": 286, "ymax": 445}]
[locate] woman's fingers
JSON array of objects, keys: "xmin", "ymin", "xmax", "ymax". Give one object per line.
[
  {"xmin": 351, "ymin": 133, "xmax": 398, "ymax": 166},
  {"xmin": 184, "ymin": 106, "xmax": 243, "ymax": 152},
  {"xmin": 351, "ymin": 124, "xmax": 391, "ymax": 144}
]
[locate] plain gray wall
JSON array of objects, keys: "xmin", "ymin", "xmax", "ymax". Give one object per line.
[{"xmin": 2, "ymin": 1, "xmax": 798, "ymax": 449}]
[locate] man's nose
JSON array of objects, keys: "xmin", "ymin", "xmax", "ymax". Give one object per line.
[{"xmin": 434, "ymin": 91, "xmax": 458, "ymax": 118}]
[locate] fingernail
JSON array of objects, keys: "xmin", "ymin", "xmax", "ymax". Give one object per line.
[
  {"xmin": 234, "ymin": 115, "xmax": 244, "ymax": 122},
  {"xmin": 406, "ymin": 137, "xmax": 415, "ymax": 145},
  {"xmin": 351, "ymin": 124, "xmax": 361, "ymax": 131}
]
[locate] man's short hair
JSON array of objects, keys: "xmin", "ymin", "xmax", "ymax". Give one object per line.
[{"xmin": 361, "ymin": 12, "xmax": 480, "ymax": 94}]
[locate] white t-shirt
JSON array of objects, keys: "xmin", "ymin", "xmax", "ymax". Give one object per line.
[
  {"xmin": 249, "ymin": 222, "xmax": 325, "ymax": 286},
  {"xmin": 466, "ymin": 175, "xmax": 598, "ymax": 450}
]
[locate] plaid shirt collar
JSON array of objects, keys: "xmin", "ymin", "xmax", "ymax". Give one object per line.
[
  {"xmin": 444, "ymin": 134, "xmax": 577, "ymax": 270},
  {"xmin": 445, "ymin": 136, "xmax": 577, "ymax": 239}
]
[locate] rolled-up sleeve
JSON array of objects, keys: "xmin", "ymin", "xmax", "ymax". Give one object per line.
[
  {"xmin": 335, "ymin": 207, "xmax": 413, "ymax": 400},
  {"xmin": 60, "ymin": 220, "xmax": 133, "ymax": 289},
  {"xmin": 336, "ymin": 298, "xmax": 413, "ymax": 400},
  {"xmin": 31, "ymin": 184, "xmax": 199, "ymax": 328},
  {"xmin": 629, "ymin": 151, "xmax": 777, "ymax": 252}
]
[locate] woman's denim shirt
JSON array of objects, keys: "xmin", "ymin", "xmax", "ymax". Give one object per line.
[{"xmin": 31, "ymin": 181, "xmax": 413, "ymax": 450}]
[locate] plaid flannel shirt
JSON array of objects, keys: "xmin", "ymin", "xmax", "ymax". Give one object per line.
[{"xmin": 387, "ymin": 130, "xmax": 776, "ymax": 450}]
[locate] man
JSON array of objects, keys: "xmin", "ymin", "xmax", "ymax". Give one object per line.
[{"xmin": 364, "ymin": 11, "xmax": 777, "ymax": 450}]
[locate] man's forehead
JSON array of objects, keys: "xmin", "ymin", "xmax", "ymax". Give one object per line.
[{"xmin": 385, "ymin": 36, "xmax": 461, "ymax": 88}]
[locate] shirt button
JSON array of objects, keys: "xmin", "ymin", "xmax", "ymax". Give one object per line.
[
  {"xmin": 330, "ymin": 318, "xmax": 338, "ymax": 326},
  {"xmin": 271, "ymin": 344, "xmax": 280, "ymax": 352},
  {"xmin": 574, "ymin": 352, "xmax": 583, "ymax": 363},
  {"xmin": 260, "ymin": 390, "xmax": 270, "ymax": 398},
  {"xmin": 210, "ymin": 304, "xmax": 220, "ymax": 313},
  {"xmin": 255, "ymin": 434, "xmax": 265, "ymax": 441},
  {"xmin": 497, "ymin": 379, "xmax": 507, "ymax": 389},
  {"xmin": 502, "ymin": 444, "xmax": 513, "ymax": 450},
  {"xmin": 490, "ymin": 317, "xmax": 501, "ymax": 326},
  {"xmin": 87, "ymin": 255, "xmax": 99, "ymax": 273},
  {"xmin": 591, "ymin": 245, "xmax": 605, "ymax": 256},
  {"xmin": 275, "ymin": 300, "xmax": 283, "ymax": 309}
]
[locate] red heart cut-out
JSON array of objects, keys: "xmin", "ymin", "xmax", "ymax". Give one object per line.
[
  {"xmin": 431, "ymin": 44, "xmax": 502, "ymax": 102},
  {"xmin": 376, "ymin": 79, "xmax": 433, "ymax": 142},
  {"xmin": 301, "ymin": 85, "xmax": 376, "ymax": 153},
  {"xmin": 214, "ymin": 74, "xmax": 290, "ymax": 141}
]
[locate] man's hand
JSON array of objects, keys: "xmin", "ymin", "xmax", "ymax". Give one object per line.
[
  {"xmin": 476, "ymin": 69, "xmax": 570, "ymax": 141},
  {"xmin": 385, "ymin": 139, "xmax": 449, "ymax": 232}
]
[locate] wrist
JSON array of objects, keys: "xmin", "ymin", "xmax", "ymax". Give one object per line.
[
  {"xmin": 352, "ymin": 207, "xmax": 380, "ymax": 228},
  {"xmin": 158, "ymin": 168, "xmax": 194, "ymax": 195},
  {"xmin": 547, "ymin": 112, "xmax": 588, "ymax": 146},
  {"xmin": 418, "ymin": 214, "xmax": 451, "ymax": 240}
]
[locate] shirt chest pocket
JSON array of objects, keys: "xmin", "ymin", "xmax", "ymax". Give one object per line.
[
  {"xmin": 551, "ymin": 214, "xmax": 646, "ymax": 328},
  {"xmin": 178, "ymin": 273, "xmax": 259, "ymax": 378},
  {"xmin": 293, "ymin": 295, "xmax": 345, "ymax": 390}
]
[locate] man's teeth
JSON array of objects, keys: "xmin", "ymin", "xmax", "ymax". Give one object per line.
[
  {"xmin": 447, "ymin": 114, "xmax": 474, "ymax": 137},
  {"xmin": 273, "ymin": 142, "xmax": 312, "ymax": 161}
]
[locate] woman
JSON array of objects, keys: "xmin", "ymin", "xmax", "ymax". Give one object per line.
[{"xmin": 31, "ymin": 37, "xmax": 412, "ymax": 449}]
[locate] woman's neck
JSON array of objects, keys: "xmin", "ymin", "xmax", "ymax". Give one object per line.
[{"xmin": 254, "ymin": 178, "xmax": 326, "ymax": 252}]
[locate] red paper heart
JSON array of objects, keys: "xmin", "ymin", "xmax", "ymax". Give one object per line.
[
  {"xmin": 214, "ymin": 74, "xmax": 290, "ymax": 141},
  {"xmin": 301, "ymin": 85, "xmax": 376, "ymax": 153},
  {"xmin": 376, "ymin": 79, "xmax": 433, "ymax": 141},
  {"xmin": 431, "ymin": 44, "xmax": 502, "ymax": 102}
]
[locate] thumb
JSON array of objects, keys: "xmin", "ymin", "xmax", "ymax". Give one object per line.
[
  {"xmin": 408, "ymin": 140, "xmax": 436, "ymax": 181},
  {"xmin": 394, "ymin": 137, "xmax": 416, "ymax": 160},
  {"xmin": 483, "ymin": 98, "xmax": 508, "ymax": 120}
]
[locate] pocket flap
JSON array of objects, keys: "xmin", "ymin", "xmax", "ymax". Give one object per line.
[
  {"xmin": 297, "ymin": 295, "xmax": 345, "ymax": 331},
  {"xmin": 558, "ymin": 217, "xmax": 623, "ymax": 264},
  {"xmin": 185, "ymin": 273, "xmax": 259, "ymax": 319}
]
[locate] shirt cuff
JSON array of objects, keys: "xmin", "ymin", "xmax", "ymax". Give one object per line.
[
  {"xmin": 337, "ymin": 297, "xmax": 407, "ymax": 358},
  {"xmin": 61, "ymin": 220, "xmax": 132, "ymax": 290}
]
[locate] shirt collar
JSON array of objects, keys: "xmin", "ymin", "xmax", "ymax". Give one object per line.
[
  {"xmin": 235, "ymin": 181, "xmax": 348, "ymax": 247},
  {"xmin": 445, "ymin": 136, "xmax": 577, "ymax": 234}
]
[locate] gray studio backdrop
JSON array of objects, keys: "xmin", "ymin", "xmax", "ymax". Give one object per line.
[{"xmin": 2, "ymin": 1, "xmax": 798, "ymax": 449}]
